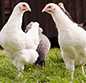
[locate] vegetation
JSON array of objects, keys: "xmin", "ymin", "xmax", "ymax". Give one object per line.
[{"xmin": 0, "ymin": 48, "xmax": 86, "ymax": 83}]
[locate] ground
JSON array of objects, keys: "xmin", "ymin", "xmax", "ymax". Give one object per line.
[{"xmin": 0, "ymin": 48, "xmax": 86, "ymax": 83}]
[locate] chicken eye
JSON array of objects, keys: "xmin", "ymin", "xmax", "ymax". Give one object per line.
[
  {"xmin": 22, "ymin": 4, "xmax": 26, "ymax": 7},
  {"xmin": 47, "ymin": 6, "xmax": 51, "ymax": 8}
]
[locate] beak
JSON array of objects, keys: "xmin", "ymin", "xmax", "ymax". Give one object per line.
[
  {"xmin": 28, "ymin": 7, "xmax": 31, "ymax": 12},
  {"xmin": 26, "ymin": 6, "xmax": 31, "ymax": 12},
  {"xmin": 25, "ymin": 8, "xmax": 31, "ymax": 12},
  {"xmin": 42, "ymin": 7, "xmax": 46, "ymax": 12}
]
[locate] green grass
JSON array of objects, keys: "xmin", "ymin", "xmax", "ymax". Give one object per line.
[{"xmin": 0, "ymin": 48, "xmax": 86, "ymax": 83}]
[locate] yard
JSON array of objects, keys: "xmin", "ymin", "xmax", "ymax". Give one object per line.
[{"xmin": 0, "ymin": 48, "xmax": 86, "ymax": 83}]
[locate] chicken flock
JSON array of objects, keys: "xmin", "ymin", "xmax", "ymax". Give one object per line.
[{"xmin": 0, "ymin": 2, "xmax": 86, "ymax": 82}]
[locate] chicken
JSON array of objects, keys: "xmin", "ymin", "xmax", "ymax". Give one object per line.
[
  {"xmin": 35, "ymin": 33, "xmax": 51, "ymax": 66},
  {"xmin": 42, "ymin": 3, "xmax": 86, "ymax": 82},
  {"xmin": 0, "ymin": 2, "xmax": 39, "ymax": 71},
  {"xmin": 25, "ymin": 22, "xmax": 51, "ymax": 66}
]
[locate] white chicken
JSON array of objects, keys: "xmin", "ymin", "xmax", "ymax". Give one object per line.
[
  {"xmin": 25, "ymin": 22, "xmax": 51, "ymax": 66},
  {"xmin": 0, "ymin": 2, "xmax": 40, "ymax": 71},
  {"xmin": 25, "ymin": 22, "xmax": 40, "ymax": 50},
  {"xmin": 42, "ymin": 3, "xmax": 86, "ymax": 82}
]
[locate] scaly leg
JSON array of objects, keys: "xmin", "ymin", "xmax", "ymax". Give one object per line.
[
  {"xmin": 70, "ymin": 65, "xmax": 75, "ymax": 83},
  {"xmin": 65, "ymin": 62, "xmax": 75, "ymax": 83}
]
